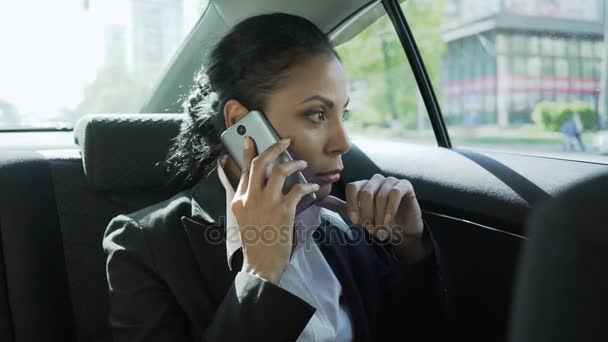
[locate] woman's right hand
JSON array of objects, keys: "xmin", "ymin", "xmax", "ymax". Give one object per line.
[{"xmin": 230, "ymin": 136, "xmax": 319, "ymax": 285}]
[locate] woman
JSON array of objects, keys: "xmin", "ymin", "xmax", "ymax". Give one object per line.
[{"xmin": 104, "ymin": 13, "xmax": 446, "ymax": 342}]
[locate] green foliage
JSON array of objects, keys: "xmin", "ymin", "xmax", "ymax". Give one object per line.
[
  {"xmin": 64, "ymin": 65, "xmax": 158, "ymax": 124},
  {"xmin": 401, "ymin": 0, "xmax": 447, "ymax": 89},
  {"xmin": 531, "ymin": 101, "xmax": 599, "ymax": 132},
  {"xmin": 335, "ymin": 0, "xmax": 446, "ymax": 130}
]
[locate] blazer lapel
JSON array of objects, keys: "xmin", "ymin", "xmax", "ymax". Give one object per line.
[
  {"xmin": 314, "ymin": 217, "xmax": 372, "ymax": 342},
  {"xmin": 182, "ymin": 168, "xmax": 372, "ymax": 340},
  {"xmin": 180, "ymin": 167, "xmax": 239, "ymax": 307}
]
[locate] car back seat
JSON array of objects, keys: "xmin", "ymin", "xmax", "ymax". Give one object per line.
[
  {"xmin": 509, "ymin": 173, "xmax": 608, "ymax": 342},
  {"xmin": 0, "ymin": 150, "xmax": 76, "ymax": 341},
  {"xmin": 0, "ymin": 114, "xmax": 184, "ymax": 341}
]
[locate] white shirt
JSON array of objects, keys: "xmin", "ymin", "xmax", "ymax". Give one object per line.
[{"xmin": 216, "ymin": 159, "xmax": 354, "ymax": 342}]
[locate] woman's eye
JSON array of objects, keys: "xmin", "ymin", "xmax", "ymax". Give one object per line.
[
  {"xmin": 342, "ymin": 110, "xmax": 351, "ymax": 122},
  {"xmin": 308, "ymin": 111, "xmax": 327, "ymax": 123}
]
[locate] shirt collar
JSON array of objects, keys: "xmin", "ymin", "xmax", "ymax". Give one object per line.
[
  {"xmin": 215, "ymin": 157, "xmax": 241, "ymax": 269},
  {"xmin": 215, "ymin": 157, "xmax": 324, "ymax": 270},
  {"xmin": 189, "ymin": 164, "xmax": 225, "ymax": 225}
]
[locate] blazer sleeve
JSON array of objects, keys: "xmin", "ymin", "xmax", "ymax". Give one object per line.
[{"xmin": 103, "ymin": 215, "xmax": 316, "ymax": 342}]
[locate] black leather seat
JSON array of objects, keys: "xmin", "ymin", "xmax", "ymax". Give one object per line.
[
  {"xmin": 0, "ymin": 114, "xmax": 184, "ymax": 341},
  {"xmin": 509, "ymin": 173, "xmax": 608, "ymax": 342},
  {"xmin": 0, "ymin": 150, "xmax": 76, "ymax": 341}
]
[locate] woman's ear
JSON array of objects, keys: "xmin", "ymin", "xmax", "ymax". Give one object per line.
[{"xmin": 223, "ymin": 99, "xmax": 249, "ymax": 128}]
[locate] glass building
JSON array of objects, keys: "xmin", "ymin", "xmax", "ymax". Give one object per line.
[
  {"xmin": 441, "ymin": 0, "xmax": 606, "ymax": 127},
  {"xmin": 131, "ymin": 0, "xmax": 185, "ymax": 72}
]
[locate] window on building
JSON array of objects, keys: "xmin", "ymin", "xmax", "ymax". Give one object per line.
[
  {"xmin": 581, "ymin": 40, "xmax": 593, "ymax": 57},
  {"xmin": 528, "ymin": 35, "xmax": 539, "ymax": 55},
  {"xmin": 567, "ymin": 38, "xmax": 579, "ymax": 56},
  {"xmin": 485, "ymin": 94, "xmax": 496, "ymax": 113},
  {"xmin": 512, "ymin": 34, "xmax": 526, "ymax": 54},
  {"xmin": 513, "ymin": 57, "xmax": 527, "ymax": 75},
  {"xmin": 404, "ymin": 0, "xmax": 608, "ymax": 161},
  {"xmin": 595, "ymin": 40, "xmax": 604, "ymax": 58},
  {"xmin": 496, "ymin": 34, "xmax": 508, "ymax": 53},
  {"xmin": 553, "ymin": 36, "xmax": 566, "ymax": 56},
  {"xmin": 497, "ymin": 56, "xmax": 509, "ymax": 77},
  {"xmin": 528, "ymin": 57, "xmax": 542, "ymax": 77},
  {"xmin": 541, "ymin": 57, "xmax": 554, "ymax": 76},
  {"xmin": 541, "ymin": 36, "xmax": 554, "ymax": 55},
  {"xmin": 583, "ymin": 60, "xmax": 595, "ymax": 77},
  {"xmin": 555, "ymin": 58, "xmax": 568, "ymax": 77},
  {"xmin": 569, "ymin": 59, "xmax": 581, "ymax": 77}
]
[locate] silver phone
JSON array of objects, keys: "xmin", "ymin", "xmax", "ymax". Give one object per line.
[{"xmin": 220, "ymin": 110, "xmax": 317, "ymax": 214}]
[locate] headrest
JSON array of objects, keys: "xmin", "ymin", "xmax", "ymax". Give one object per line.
[
  {"xmin": 509, "ymin": 173, "xmax": 608, "ymax": 342},
  {"xmin": 74, "ymin": 114, "xmax": 185, "ymax": 192}
]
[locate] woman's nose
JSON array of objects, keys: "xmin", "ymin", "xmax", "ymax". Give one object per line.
[{"xmin": 326, "ymin": 121, "xmax": 351, "ymax": 156}]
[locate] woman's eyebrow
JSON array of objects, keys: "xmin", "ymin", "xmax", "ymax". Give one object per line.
[{"xmin": 299, "ymin": 95, "xmax": 351, "ymax": 108}]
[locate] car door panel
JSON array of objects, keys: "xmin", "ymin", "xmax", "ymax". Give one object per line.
[{"xmin": 334, "ymin": 141, "xmax": 608, "ymax": 341}]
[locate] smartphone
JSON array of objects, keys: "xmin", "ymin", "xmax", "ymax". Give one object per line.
[{"xmin": 220, "ymin": 110, "xmax": 317, "ymax": 214}]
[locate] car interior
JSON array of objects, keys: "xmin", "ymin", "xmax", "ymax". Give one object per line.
[{"xmin": 1, "ymin": 0, "xmax": 607, "ymax": 341}]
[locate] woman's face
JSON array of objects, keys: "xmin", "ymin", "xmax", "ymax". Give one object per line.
[{"xmin": 263, "ymin": 53, "xmax": 351, "ymax": 200}]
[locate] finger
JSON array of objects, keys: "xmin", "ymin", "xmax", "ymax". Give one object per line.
[
  {"xmin": 235, "ymin": 136, "xmax": 256, "ymax": 196},
  {"xmin": 248, "ymin": 138, "xmax": 291, "ymax": 194},
  {"xmin": 265, "ymin": 159, "xmax": 308, "ymax": 199},
  {"xmin": 316, "ymin": 195, "xmax": 347, "ymax": 216},
  {"xmin": 374, "ymin": 177, "xmax": 399, "ymax": 228},
  {"xmin": 345, "ymin": 180, "xmax": 366, "ymax": 224},
  {"xmin": 358, "ymin": 174, "xmax": 385, "ymax": 228},
  {"xmin": 284, "ymin": 183, "xmax": 320, "ymax": 210},
  {"xmin": 383, "ymin": 180, "xmax": 414, "ymax": 225}
]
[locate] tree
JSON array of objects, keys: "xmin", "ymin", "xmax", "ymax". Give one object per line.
[
  {"xmin": 532, "ymin": 101, "xmax": 599, "ymax": 132},
  {"xmin": 66, "ymin": 65, "xmax": 159, "ymax": 125},
  {"xmin": 335, "ymin": 0, "xmax": 447, "ymax": 131}
]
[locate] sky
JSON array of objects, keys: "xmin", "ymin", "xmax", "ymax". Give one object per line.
[{"xmin": 0, "ymin": 0, "xmax": 205, "ymax": 120}]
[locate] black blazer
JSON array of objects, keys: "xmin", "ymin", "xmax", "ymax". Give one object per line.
[{"xmin": 103, "ymin": 168, "xmax": 448, "ymax": 341}]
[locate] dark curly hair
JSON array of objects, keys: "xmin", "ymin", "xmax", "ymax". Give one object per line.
[{"xmin": 164, "ymin": 13, "xmax": 339, "ymax": 189}]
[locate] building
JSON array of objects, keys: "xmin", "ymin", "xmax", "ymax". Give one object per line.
[
  {"xmin": 130, "ymin": 0, "xmax": 184, "ymax": 72},
  {"xmin": 104, "ymin": 24, "xmax": 127, "ymax": 68},
  {"xmin": 441, "ymin": 0, "xmax": 605, "ymax": 127}
]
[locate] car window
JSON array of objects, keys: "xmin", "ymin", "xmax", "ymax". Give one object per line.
[
  {"xmin": 402, "ymin": 0, "xmax": 608, "ymax": 162},
  {"xmin": 0, "ymin": 0, "xmax": 209, "ymax": 130},
  {"xmin": 334, "ymin": 2, "xmax": 435, "ymax": 146}
]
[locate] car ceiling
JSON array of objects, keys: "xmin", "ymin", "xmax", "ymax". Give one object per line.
[
  {"xmin": 209, "ymin": 0, "xmax": 373, "ymax": 32},
  {"xmin": 141, "ymin": 0, "xmax": 375, "ymax": 114}
]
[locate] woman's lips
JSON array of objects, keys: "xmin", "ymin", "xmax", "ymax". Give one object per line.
[{"xmin": 314, "ymin": 171, "xmax": 342, "ymax": 183}]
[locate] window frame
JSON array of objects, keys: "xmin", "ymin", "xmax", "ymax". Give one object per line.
[
  {"xmin": 389, "ymin": 0, "xmax": 608, "ymax": 164},
  {"xmin": 383, "ymin": 0, "xmax": 452, "ymax": 147}
]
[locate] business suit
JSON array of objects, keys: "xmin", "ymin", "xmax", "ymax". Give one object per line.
[{"xmin": 103, "ymin": 167, "xmax": 448, "ymax": 341}]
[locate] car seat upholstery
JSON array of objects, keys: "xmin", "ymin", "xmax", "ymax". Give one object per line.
[
  {"xmin": 0, "ymin": 114, "xmax": 185, "ymax": 341},
  {"xmin": 0, "ymin": 150, "xmax": 77, "ymax": 341},
  {"xmin": 509, "ymin": 172, "xmax": 608, "ymax": 342}
]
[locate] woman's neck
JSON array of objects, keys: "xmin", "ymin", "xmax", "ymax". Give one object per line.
[{"xmin": 223, "ymin": 155, "xmax": 242, "ymax": 190}]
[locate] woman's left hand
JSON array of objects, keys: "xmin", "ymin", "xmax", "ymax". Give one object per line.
[{"xmin": 317, "ymin": 174, "xmax": 430, "ymax": 263}]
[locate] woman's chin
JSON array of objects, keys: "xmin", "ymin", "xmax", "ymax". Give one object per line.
[{"xmin": 314, "ymin": 183, "xmax": 333, "ymax": 199}]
